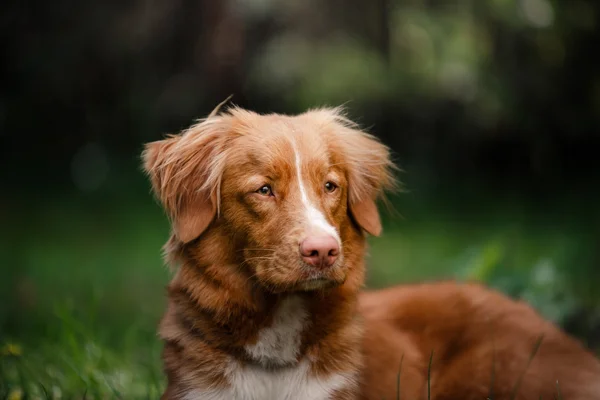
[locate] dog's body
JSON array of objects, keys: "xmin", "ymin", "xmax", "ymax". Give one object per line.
[
  {"xmin": 143, "ymin": 106, "xmax": 600, "ymax": 400},
  {"xmin": 360, "ymin": 283, "xmax": 600, "ymax": 399}
]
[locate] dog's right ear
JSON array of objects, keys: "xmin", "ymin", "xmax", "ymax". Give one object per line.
[{"xmin": 142, "ymin": 117, "xmax": 228, "ymax": 243}]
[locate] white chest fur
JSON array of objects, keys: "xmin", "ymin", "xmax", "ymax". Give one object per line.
[
  {"xmin": 182, "ymin": 296, "xmax": 354, "ymax": 399},
  {"xmin": 245, "ymin": 295, "xmax": 308, "ymax": 366},
  {"xmin": 183, "ymin": 360, "xmax": 351, "ymax": 400}
]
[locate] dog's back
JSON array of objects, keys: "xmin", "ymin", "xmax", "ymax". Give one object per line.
[{"xmin": 359, "ymin": 281, "xmax": 600, "ymax": 400}]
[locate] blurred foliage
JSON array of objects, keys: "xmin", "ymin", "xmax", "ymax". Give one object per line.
[
  {"xmin": 1, "ymin": 300, "xmax": 163, "ymax": 398},
  {"xmin": 2, "ymin": 0, "xmax": 600, "ymax": 186},
  {"xmin": 1, "ymin": 0, "xmax": 600, "ymax": 397}
]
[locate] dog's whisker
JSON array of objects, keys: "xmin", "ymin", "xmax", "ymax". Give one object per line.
[{"xmin": 239, "ymin": 256, "xmax": 277, "ymax": 270}]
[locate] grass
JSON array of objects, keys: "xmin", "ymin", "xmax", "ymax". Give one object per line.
[
  {"xmin": 1, "ymin": 170, "xmax": 599, "ymax": 399},
  {"xmin": 508, "ymin": 334, "xmax": 544, "ymax": 400}
]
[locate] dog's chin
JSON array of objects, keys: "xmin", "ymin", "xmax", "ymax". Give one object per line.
[
  {"xmin": 295, "ymin": 261, "xmax": 347, "ymax": 292},
  {"xmin": 296, "ymin": 278, "xmax": 341, "ymax": 292},
  {"xmin": 260, "ymin": 277, "xmax": 343, "ymax": 294},
  {"xmin": 254, "ymin": 258, "xmax": 346, "ymax": 293}
]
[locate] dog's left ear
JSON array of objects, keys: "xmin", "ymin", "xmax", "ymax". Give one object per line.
[
  {"xmin": 142, "ymin": 117, "xmax": 228, "ymax": 243},
  {"xmin": 335, "ymin": 122, "xmax": 397, "ymax": 237}
]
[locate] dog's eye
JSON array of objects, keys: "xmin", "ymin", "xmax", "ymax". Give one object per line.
[
  {"xmin": 256, "ymin": 185, "xmax": 273, "ymax": 196},
  {"xmin": 324, "ymin": 181, "xmax": 338, "ymax": 193}
]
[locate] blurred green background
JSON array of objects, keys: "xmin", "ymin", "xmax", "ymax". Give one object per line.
[{"xmin": 1, "ymin": 0, "xmax": 599, "ymax": 398}]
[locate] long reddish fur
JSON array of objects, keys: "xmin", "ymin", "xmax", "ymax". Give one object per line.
[{"xmin": 142, "ymin": 106, "xmax": 600, "ymax": 400}]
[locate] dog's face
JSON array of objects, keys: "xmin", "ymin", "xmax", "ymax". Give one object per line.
[{"xmin": 143, "ymin": 107, "xmax": 395, "ymax": 292}]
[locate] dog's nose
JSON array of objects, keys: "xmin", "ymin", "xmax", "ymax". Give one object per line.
[{"xmin": 300, "ymin": 235, "xmax": 339, "ymax": 268}]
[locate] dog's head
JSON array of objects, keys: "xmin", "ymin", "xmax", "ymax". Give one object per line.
[{"xmin": 143, "ymin": 106, "xmax": 396, "ymax": 292}]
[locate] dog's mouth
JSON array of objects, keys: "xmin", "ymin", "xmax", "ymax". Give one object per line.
[
  {"xmin": 294, "ymin": 262, "xmax": 347, "ymax": 291},
  {"xmin": 251, "ymin": 253, "xmax": 346, "ymax": 293},
  {"xmin": 293, "ymin": 255, "xmax": 347, "ymax": 291}
]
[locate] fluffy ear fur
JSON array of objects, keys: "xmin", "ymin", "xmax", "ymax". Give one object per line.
[
  {"xmin": 142, "ymin": 116, "xmax": 230, "ymax": 243},
  {"xmin": 316, "ymin": 108, "xmax": 398, "ymax": 236},
  {"xmin": 344, "ymin": 129, "xmax": 397, "ymax": 236}
]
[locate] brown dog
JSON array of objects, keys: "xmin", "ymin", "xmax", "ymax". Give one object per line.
[{"xmin": 142, "ymin": 106, "xmax": 600, "ymax": 399}]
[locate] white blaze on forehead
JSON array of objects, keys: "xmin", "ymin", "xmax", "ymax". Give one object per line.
[{"xmin": 291, "ymin": 139, "xmax": 341, "ymax": 244}]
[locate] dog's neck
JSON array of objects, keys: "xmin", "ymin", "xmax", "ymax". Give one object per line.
[{"xmin": 160, "ymin": 232, "xmax": 365, "ymax": 373}]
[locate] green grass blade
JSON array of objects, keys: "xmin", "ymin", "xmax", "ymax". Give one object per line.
[
  {"xmin": 509, "ymin": 334, "xmax": 544, "ymax": 400},
  {"xmin": 396, "ymin": 353, "xmax": 404, "ymax": 400},
  {"xmin": 428, "ymin": 350, "xmax": 434, "ymax": 400},
  {"xmin": 38, "ymin": 382, "xmax": 50, "ymax": 399},
  {"xmin": 555, "ymin": 380, "xmax": 563, "ymax": 400},
  {"xmin": 488, "ymin": 337, "xmax": 496, "ymax": 400}
]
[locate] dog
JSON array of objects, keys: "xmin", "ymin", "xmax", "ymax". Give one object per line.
[{"xmin": 142, "ymin": 105, "xmax": 600, "ymax": 399}]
